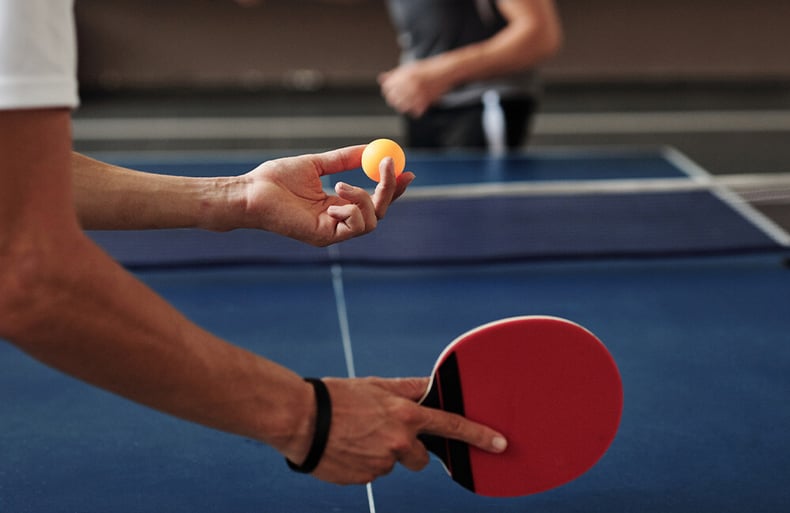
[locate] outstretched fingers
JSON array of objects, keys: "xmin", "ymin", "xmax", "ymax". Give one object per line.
[
  {"xmin": 420, "ymin": 408, "xmax": 508, "ymax": 455},
  {"xmin": 372, "ymin": 377, "xmax": 505, "ymax": 469}
]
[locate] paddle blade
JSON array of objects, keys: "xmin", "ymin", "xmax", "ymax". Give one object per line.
[{"xmin": 420, "ymin": 316, "xmax": 623, "ymax": 497}]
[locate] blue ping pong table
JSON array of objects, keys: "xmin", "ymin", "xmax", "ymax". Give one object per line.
[{"xmin": 2, "ymin": 147, "xmax": 789, "ymax": 512}]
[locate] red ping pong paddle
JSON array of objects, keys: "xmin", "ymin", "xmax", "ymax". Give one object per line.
[{"xmin": 418, "ymin": 316, "xmax": 623, "ymax": 497}]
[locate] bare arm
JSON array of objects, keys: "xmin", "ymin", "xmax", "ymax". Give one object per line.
[
  {"xmin": 73, "ymin": 149, "xmax": 415, "ymax": 247},
  {"xmin": 379, "ymin": 0, "xmax": 563, "ymax": 117},
  {"xmin": 2, "ymin": 108, "xmax": 317, "ymax": 464},
  {"xmin": 1, "ymin": 109, "xmax": 504, "ymax": 485},
  {"xmin": 72, "ymin": 153, "xmax": 230, "ymax": 231}
]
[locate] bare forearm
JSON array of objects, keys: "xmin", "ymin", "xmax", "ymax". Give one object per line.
[
  {"xmin": 2, "ymin": 111, "xmax": 310, "ymax": 463},
  {"xmin": 72, "ymin": 152, "xmax": 245, "ymax": 231},
  {"xmin": 5, "ymin": 229, "xmax": 313, "ymax": 458}
]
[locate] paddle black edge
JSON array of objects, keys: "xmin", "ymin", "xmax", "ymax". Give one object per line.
[{"xmin": 418, "ymin": 352, "xmax": 475, "ymax": 492}]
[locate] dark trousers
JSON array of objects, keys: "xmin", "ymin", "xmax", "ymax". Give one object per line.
[{"xmin": 405, "ymin": 97, "xmax": 536, "ymax": 150}]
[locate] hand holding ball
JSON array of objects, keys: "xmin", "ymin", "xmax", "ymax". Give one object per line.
[{"xmin": 361, "ymin": 139, "xmax": 406, "ymax": 182}]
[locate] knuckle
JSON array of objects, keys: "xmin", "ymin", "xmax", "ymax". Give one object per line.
[
  {"xmin": 406, "ymin": 378, "xmax": 429, "ymax": 398},
  {"xmin": 373, "ymin": 459, "xmax": 396, "ymax": 478},
  {"xmin": 392, "ymin": 402, "xmax": 421, "ymax": 425},
  {"xmin": 445, "ymin": 413, "xmax": 465, "ymax": 435},
  {"xmin": 400, "ymin": 446, "xmax": 430, "ymax": 472},
  {"xmin": 389, "ymin": 435, "xmax": 413, "ymax": 455},
  {"xmin": 414, "ymin": 451, "xmax": 430, "ymax": 471}
]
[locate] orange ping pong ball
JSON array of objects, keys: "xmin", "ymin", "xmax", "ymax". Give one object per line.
[{"xmin": 361, "ymin": 138, "xmax": 406, "ymax": 182}]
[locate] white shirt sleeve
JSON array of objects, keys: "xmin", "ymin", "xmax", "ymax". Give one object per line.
[{"xmin": 0, "ymin": 0, "xmax": 79, "ymax": 109}]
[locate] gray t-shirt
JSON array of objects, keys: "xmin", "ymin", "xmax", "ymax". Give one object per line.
[{"xmin": 385, "ymin": 0, "xmax": 539, "ymax": 108}]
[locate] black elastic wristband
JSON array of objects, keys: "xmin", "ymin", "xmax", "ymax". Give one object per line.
[{"xmin": 286, "ymin": 378, "xmax": 332, "ymax": 474}]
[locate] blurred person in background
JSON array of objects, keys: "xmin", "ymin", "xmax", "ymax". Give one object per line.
[{"xmin": 380, "ymin": 0, "xmax": 562, "ymax": 153}]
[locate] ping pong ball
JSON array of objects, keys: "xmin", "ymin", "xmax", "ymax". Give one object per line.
[{"xmin": 361, "ymin": 138, "xmax": 406, "ymax": 182}]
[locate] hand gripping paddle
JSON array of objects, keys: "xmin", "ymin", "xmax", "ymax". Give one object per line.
[{"xmin": 418, "ymin": 316, "xmax": 623, "ymax": 497}]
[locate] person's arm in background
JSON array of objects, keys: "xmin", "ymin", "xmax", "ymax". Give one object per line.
[
  {"xmin": 0, "ymin": 109, "xmax": 505, "ymax": 485},
  {"xmin": 379, "ymin": 0, "xmax": 563, "ymax": 117},
  {"xmin": 72, "ymin": 150, "xmax": 414, "ymax": 246}
]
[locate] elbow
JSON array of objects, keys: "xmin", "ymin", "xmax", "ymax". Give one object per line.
[
  {"xmin": 510, "ymin": 13, "xmax": 563, "ymax": 69},
  {"xmin": 0, "ymin": 243, "xmax": 62, "ymax": 343},
  {"xmin": 542, "ymin": 21, "xmax": 563, "ymax": 60},
  {"xmin": 535, "ymin": 0, "xmax": 565, "ymax": 61},
  {"xmin": 530, "ymin": 17, "xmax": 563, "ymax": 64}
]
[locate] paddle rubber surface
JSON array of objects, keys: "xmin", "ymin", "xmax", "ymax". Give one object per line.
[{"xmin": 419, "ymin": 316, "xmax": 623, "ymax": 497}]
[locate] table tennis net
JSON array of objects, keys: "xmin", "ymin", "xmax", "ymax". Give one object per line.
[{"xmin": 88, "ymin": 171, "xmax": 790, "ymax": 268}]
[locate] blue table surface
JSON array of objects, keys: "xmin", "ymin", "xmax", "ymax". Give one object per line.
[{"xmin": 2, "ymin": 149, "xmax": 789, "ymax": 512}]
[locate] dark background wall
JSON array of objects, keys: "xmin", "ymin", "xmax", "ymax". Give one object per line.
[{"xmin": 75, "ymin": 0, "xmax": 790, "ymax": 92}]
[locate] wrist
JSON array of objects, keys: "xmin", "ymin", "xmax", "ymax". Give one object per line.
[
  {"xmin": 263, "ymin": 376, "xmax": 317, "ymax": 464},
  {"xmin": 195, "ymin": 175, "xmax": 249, "ymax": 232},
  {"xmin": 418, "ymin": 56, "xmax": 457, "ymax": 96},
  {"xmin": 286, "ymin": 378, "xmax": 332, "ymax": 473}
]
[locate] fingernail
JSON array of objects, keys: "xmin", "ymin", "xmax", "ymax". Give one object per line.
[{"xmin": 492, "ymin": 436, "xmax": 508, "ymax": 452}]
